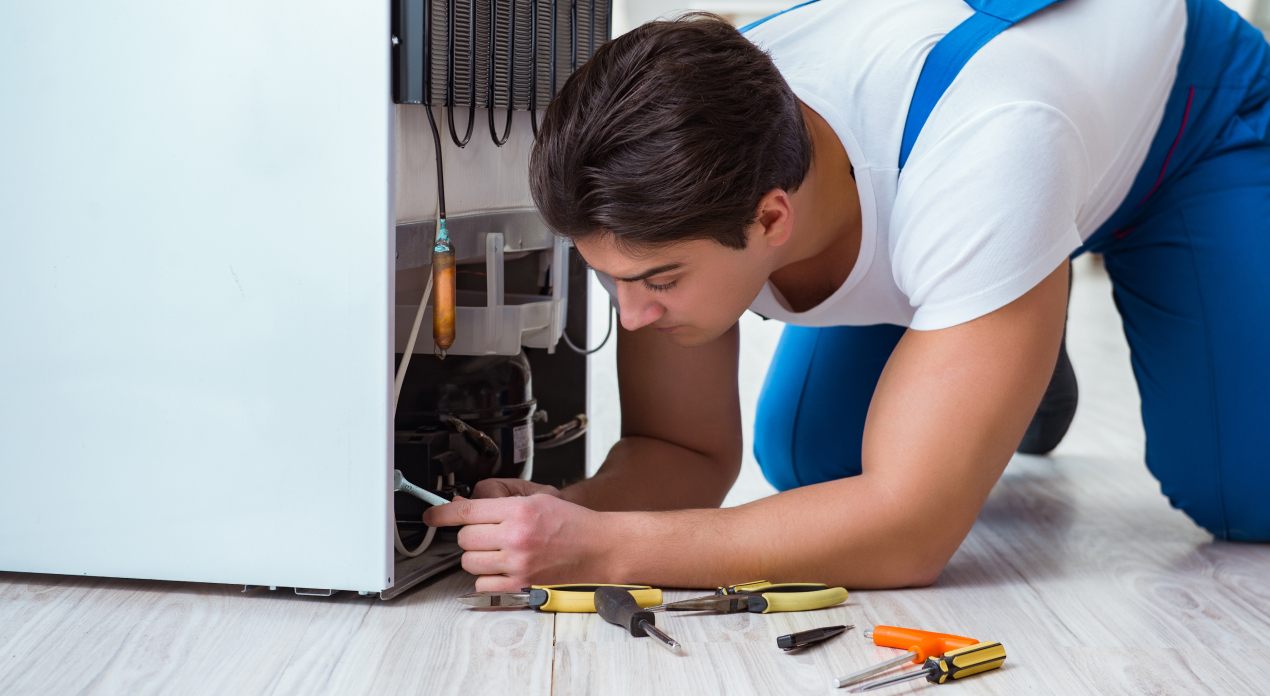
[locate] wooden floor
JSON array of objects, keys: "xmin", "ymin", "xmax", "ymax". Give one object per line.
[{"xmin": 3, "ymin": 257, "xmax": 1269, "ymax": 696}]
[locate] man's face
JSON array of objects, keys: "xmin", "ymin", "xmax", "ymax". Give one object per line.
[{"xmin": 573, "ymin": 229, "xmax": 772, "ymax": 347}]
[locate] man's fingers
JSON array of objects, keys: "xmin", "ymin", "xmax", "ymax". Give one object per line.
[
  {"xmin": 473, "ymin": 574, "xmax": 523, "ymax": 593},
  {"xmin": 422, "ymin": 496, "xmax": 516, "ymax": 527},
  {"xmin": 456, "ymin": 523, "xmax": 504, "ymax": 552},
  {"xmin": 462, "ymin": 551, "xmax": 508, "ymax": 578},
  {"xmin": 472, "ymin": 478, "xmax": 562, "ymax": 499},
  {"xmin": 471, "ymin": 479, "xmax": 518, "ymax": 499}
]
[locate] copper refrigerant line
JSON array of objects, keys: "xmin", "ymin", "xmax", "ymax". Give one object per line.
[
  {"xmin": 419, "ymin": 0, "xmax": 608, "ymax": 356},
  {"xmin": 422, "ymin": 55, "xmax": 455, "ymax": 358}
]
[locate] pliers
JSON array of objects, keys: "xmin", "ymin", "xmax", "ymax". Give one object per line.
[{"xmin": 647, "ymin": 580, "xmax": 848, "ymax": 614}]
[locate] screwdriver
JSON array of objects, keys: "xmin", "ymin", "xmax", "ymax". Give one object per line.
[
  {"xmin": 594, "ymin": 586, "xmax": 683, "ymax": 655},
  {"xmin": 459, "ymin": 584, "xmax": 662, "ymax": 612},
  {"xmin": 851, "ymin": 641, "xmax": 1007, "ymax": 692},
  {"xmin": 834, "ymin": 625, "xmax": 979, "ymax": 688}
]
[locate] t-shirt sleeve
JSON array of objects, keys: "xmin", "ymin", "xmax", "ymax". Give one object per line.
[{"xmin": 890, "ymin": 102, "xmax": 1090, "ymax": 331}]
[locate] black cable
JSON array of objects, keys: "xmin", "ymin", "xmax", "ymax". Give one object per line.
[
  {"xmin": 424, "ymin": 107, "xmax": 448, "ymax": 220},
  {"xmin": 488, "ymin": 0, "xmax": 515, "ymax": 146},
  {"xmin": 424, "ymin": 0, "xmax": 447, "ymax": 219},
  {"xmin": 530, "ymin": 0, "xmax": 540, "ymax": 137},
  {"xmin": 588, "ymin": 0, "xmax": 595, "ymax": 58},
  {"xmin": 446, "ymin": 0, "xmax": 475, "ymax": 147},
  {"xmin": 562, "ymin": 303, "xmax": 614, "ymax": 355},
  {"xmin": 550, "ymin": 0, "xmax": 559, "ymax": 98},
  {"xmin": 570, "ymin": 0, "xmax": 578, "ymax": 72}
]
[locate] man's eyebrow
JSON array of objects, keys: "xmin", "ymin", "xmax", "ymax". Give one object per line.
[{"xmin": 610, "ymin": 263, "xmax": 683, "ymax": 283}]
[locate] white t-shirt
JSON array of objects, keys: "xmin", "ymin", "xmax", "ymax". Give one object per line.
[
  {"xmin": 594, "ymin": 0, "xmax": 1187, "ymax": 330},
  {"xmin": 739, "ymin": 0, "xmax": 1186, "ymax": 329}
]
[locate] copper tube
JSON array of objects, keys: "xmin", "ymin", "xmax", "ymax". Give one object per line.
[{"xmin": 432, "ymin": 248, "xmax": 456, "ymax": 351}]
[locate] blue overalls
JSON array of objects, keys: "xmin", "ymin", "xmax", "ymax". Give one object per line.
[{"xmin": 751, "ymin": 0, "xmax": 1270, "ymax": 541}]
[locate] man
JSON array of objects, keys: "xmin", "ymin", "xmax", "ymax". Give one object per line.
[{"xmin": 425, "ymin": 0, "xmax": 1270, "ymax": 591}]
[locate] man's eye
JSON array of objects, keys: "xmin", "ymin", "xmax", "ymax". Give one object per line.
[{"xmin": 643, "ymin": 279, "xmax": 677, "ymax": 293}]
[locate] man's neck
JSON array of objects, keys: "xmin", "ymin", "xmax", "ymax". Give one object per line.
[{"xmin": 769, "ymin": 103, "xmax": 863, "ymax": 312}]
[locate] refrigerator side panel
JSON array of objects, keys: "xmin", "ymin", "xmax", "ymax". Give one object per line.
[{"xmin": 0, "ymin": 0, "xmax": 394, "ymax": 592}]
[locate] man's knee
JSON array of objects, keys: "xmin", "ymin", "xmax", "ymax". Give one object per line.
[
  {"xmin": 1160, "ymin": 462, "xmax": 1270, "ymax": 542},
  {"xmin": 753, "ymin": 398, "xmax": 801, "ymax": 491}
]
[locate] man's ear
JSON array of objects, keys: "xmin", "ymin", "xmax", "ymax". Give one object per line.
[{"xmin": 753, "ymin": 188, "xmax": 794, "ymax": 248}]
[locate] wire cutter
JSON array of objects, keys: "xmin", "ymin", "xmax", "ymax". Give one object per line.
[
  {"xmin": 647, "ymin": 580, "xmax": 848, "ymax": 614},
  {"xmin": 458, "ymin": 583, "xmax": 663, "ymax": 613}
]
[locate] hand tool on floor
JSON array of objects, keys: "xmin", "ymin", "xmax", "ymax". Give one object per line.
[
  {"xmin": 648, "ymin": 580, "xmax": 848, "ymax": 614},
  {"xmin": 777, "ymin": 624, "xmax": 853, "ymax": 651},
  {"xmin": 849, "ymin": 641, "xmax": 1007, "ymax": 692},
  {"xmin": 594, "ymin": 586, "xmax": 683, "ymax": 654},
  {"xmin": 459, "ymin": 584, "xmax": 662, "ymax": 612},
  {"xmin": 833, "ymin": 625, "xmax": 979, "ymax": 689}
]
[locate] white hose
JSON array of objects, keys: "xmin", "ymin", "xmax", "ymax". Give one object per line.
[
  {"xmin": 393, "ymin": 267, "xmax": 438, "ymax": 558},
  {"xmin": 393, "ymin": 476, "xmax": 441, "ymax": 559},
  {"xmin": 394, "ymin": 269, "xmax": 434, "ymax": 412}
]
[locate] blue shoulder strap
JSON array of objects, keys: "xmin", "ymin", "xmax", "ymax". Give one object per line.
[
  {"xmin": 738, "ymin": 0, "xmax": 821, "ymax": 34},
  {"xmin": 899, "ymin": 0, "xmax": 1067, "ymax": 168},
  {"xmin": 739, "ymin": 0, "xmax": 1069, "ymax": 168}
]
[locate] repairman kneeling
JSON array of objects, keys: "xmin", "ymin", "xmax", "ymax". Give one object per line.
[{"xmin": 425, "ymin": 0, "xmax": 1270, "ymax": 590}]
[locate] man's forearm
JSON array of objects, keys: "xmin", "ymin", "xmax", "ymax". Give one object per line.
[
  {"xmin": 592, "ymin": 474, "xmax": 962, "ymax": 590},
  {"xmin": 560, "ymin": 435, "xmax": 740, "ymax": 512}
]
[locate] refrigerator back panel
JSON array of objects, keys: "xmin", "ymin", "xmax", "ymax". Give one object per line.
[{"xmin": 392, "ymin": 0, "xmax": 613, "ymax": 110}]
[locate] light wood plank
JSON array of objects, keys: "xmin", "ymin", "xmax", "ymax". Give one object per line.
[{"xmin": 0, "ymin": 571, "xmax": 552, "ymax": 695}]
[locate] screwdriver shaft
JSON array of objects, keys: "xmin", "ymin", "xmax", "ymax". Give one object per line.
[
  {"xmin": 852, "ymin": 668, "xmax": 929, "ymax": 692},
  {"xmin": 834, "ymin": 652, "xmax": 917, "ymax": 688},
  {"xmin": 639, "ymin": 620, "xmax": 682, "ymax": 654}
]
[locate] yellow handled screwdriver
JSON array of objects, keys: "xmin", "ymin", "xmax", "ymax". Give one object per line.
[
  {"xmin": 648, "ymin": 581, "xmax": 848, "ymax": 614},
  {"xmin": 459, "ymin": 584, "xmax": 663, "ymax": 613},
  {"xmin": 849, "ymin": 641, "xmax": 1007, "ymax": 692}
]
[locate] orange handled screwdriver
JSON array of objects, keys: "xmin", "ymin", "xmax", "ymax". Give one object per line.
[{"xmin": 833, "ymin": 625, "xmax": 979, "ymax": 689}]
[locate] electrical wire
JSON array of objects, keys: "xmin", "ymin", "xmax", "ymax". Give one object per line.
[
  {"xmin": 588, "ymin": 0, "xmax": 596, "ymax": 58},
  {"xmin": 423, "ymin": 106, "xmax": 447, "ymax": 221},
  {"xmin": 549, "ymin": 0, "xmax": 559, "ymax": 98},
  {"xmin": 488, "ymin": 0, "xmax": 515, "ymax": 146},
  {"xmin": 394, "ymin": 475, "xmax": 442, "ymax": 558},
  {"xmin": 562, "ymin": 302, "xmax": 614, "ymax": 355},
  {"xmin": 529, "ymin": 0, "xmax": 541, "ymax": 137},
  {"xmin": 394, "ymin": 269, "xmax": 434, "ymax": 413},
  {"xmin": 570, "ymin": 0, "xmax": 578, "ymax": 72},
  {"xmin": 446, "ymin": 0, "xmax": 476, "ymax": 147},
  {"xmin": 392, "ymin": 256, "xmax": 439, "ymax": 558}
]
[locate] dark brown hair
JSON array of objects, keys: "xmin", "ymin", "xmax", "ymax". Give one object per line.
[{"xmin": 529, "ymin": 13, "xmax": 812, "ymax": 250}]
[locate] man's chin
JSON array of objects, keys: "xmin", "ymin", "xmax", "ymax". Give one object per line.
[{"xmin": 666, "ymin": 327, "xmax": 722, "ymax": 347}]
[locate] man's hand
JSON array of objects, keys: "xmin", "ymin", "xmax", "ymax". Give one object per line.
[
  {"xmin": 469, "ymin": 478, "xmax": 563, "ymax": 500},
  {"xmin": 422, "ymin": 493, "xmax": 608, "ymax": 592}
]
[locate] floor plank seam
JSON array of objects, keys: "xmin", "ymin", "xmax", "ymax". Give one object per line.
[{"xmin": 549, "ymin": 614, "xmax": 558, "ymax": 696}]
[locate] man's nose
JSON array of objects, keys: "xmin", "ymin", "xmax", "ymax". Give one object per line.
[{"xmin": 616, "ymin": 286, "xmax": 665, "ymax": 332}]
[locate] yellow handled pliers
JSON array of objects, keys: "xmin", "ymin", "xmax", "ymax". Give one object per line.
[
  {"xmin": 458, "ymin": 583, "xmax": 663, "ymax": 613},
  {"xmin": 647, "ymin": 580, "xmax": 848, "ymax": 614}
]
